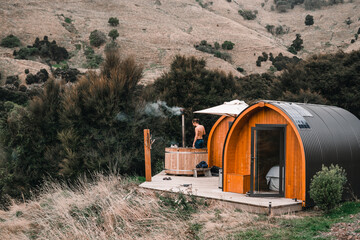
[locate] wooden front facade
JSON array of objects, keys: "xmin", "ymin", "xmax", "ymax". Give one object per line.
[
  {"xmin": 207, "ymin": 116, "xmax": 235, "ymax": 168},
  {"xmin": 223, "ymin": 102, "xmax": 306, "ymax": 203}
]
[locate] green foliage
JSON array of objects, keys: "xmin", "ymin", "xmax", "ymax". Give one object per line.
[
  {"xmin": 304, "ymin": 0, "xmax": 322, "ymax": 10},
  {"xmin": 221, "ymin": 41, "xmax": 235, "ymax": 50},
  {"xmin": 89, "ymin": 30, "xmax": 106, "ymax": 47},
  {"xmin": 108, "ymin": 17, "xmax": 119, "ymax": 26},
  {"xmin": 305, "ymin": 14, "xmax": 314, "ymax": 26},
  {"xmin": 194, "ymin": 41, "xmax": 232, "ymax": 62},
  {"xmin": 83, "ymin": 46, "xmax": 103, "ymax": 69},
  {"xmin": 13, "ymin": 36, "xmax": 69, "ymax": 62},
  {"xmin": 287, "ymin": 45, "xmax": 297, "ymax": 54},
  {"xmin": 236, "ymin": 67, "xmax": 244, "ymax": 72},
  {"xmin": 158, "ymin": 192, "xmax": 204, "ymax": 220},
  {"xmin": 266, "ymin": 25, "xmax": 289, "ymax": 35},
  {"xmin": 344, "ymin": 17, "xmax": 352, "ymax": 26},
  {"xmin": 65, "ymin": 17, "xmax": 72, "ymax": 24},
  {"xmin": 288, "ymin": 34, "xmax": 303, "ymax": 54},
  {"xmin": 0, "ymin": 35, "xmax": 20, "ymax": 48},
  {"xmin": 148, "ymin": 55, "xmax": 239, "ymax": 145},
  {"xmin": 238, "ymin": 9, "xmax": 257, "ymax": 20},
  {"xmin": 309, "ymin": 164, "xmax": 347, "ymax": 210},
  {"xmin": 108, "ymin": 29, "xmax": 119, "ymax": 41},
  {"xmin": 279, "ymin": 50, "xmax": 360, "ymax": 117}
]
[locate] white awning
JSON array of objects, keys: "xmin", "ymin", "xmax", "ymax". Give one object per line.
[{"xmin": 194, "ymin": 100, "xmax": 248, "ymax": 117}]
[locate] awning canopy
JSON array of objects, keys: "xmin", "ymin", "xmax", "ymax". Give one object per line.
[{"xmin": 194, "ymin": 100, "xmax": 248, "ymax": 117}]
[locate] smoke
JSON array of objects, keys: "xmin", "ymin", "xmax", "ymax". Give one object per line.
[
  {"xmin": 115, "ymin": 112, "xmax": 129, "ymax": 122},
  {"xmin": 144, "ymin": 101, "xmax": 182, "ymax": 117}
]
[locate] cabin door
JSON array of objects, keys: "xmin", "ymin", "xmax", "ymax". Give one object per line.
[{"xmin": 250, "ymin": 125, "xmax": 285, "ymax": 197}]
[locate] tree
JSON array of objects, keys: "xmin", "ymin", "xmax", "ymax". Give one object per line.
[
  {"xmin": 89, "ymin": 30, "xmax": 106, "ymax": 47},
  {"xmin": 108, "ymin": 17, "xmax": 119, "ymax": 26},
  {"xmin": 108, "ymin": 29, "xmax": 119, "ymax": 41},
  {"xmin": 292, "ymin": 34, "xmax": 303, "ymax": 51},
  {"xmin": 305, "ymin": 14, "xmax": 314, "ymax": 26}
]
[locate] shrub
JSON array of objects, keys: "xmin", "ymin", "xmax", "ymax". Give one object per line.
[
  {"xmin": 0, "ymin": 35, "xmax": 21, "ymax": 48},
  {"xmin": 305, "ymin": 14, "xmax": 314, "ymax": 26},
  {"xmin": 237, "ymin": 67, "xmax": 244, "ymax": 72},
  {"xmin": 256, "ymin": 60, "xmax": 261, "ymax": 67},
  {"xmin": 351, "ymin": 39, "xmax": 355, "ymax": 44},
  {"xmin": 25, "ymin": 69, "xmax": 29, "ymax": 74},
  {"xmin": 345, "ymin": 17, "xmax": 352, "ymax": 26},
  {"xmin": 108, "ymin": 29, "xmax": 119, "ymax": 41},
  {"xmin": 214, "ymin": 42, "xmax": 220, "ymax": 50},
  {"xmin": 84, "ymin": 46, "xmax": 103, "ymax": 69},
  {"xmin": 221, "ymin": 41, "xmax": 235, "ymax": 50},
  {"xmin": 287, "ymin": 46, "xmax": 297, "ymax": 54},
  {"xmin": 238, "ymin": 9, "xmax": 257, "ymax": 20},
  {"xmin": 65, "ymin": 17, "xmax": 72, "ymax": 24},
  {"xmin": 108, "ymin": 17, "xmax": 119, "ymax": 26},
  {"xmin": 358, "ymin": 27, "xmax": 360, "ymax": 35},
  {"xmin": 309, "ymin": 164, "xmax": 347, "ymax": 210},
  {"xmin": 5, "ymin": 75, "xmax": 19, "ymax": 85},
  {"xmin": 89, "ymin": 30, "xmax": 106, "ymax": 47},
  {"xmin": 288, "ymin": 34, "xmax": 304, "ymax": 52},
  {"xmin": 14, "ymin": 47, "xmax": 39, "ymax": 60},
  {"xmin": 13, "ymin": 36, "xmax": 68, "ymax": 62},
  {"xmin": 304, "ymin": 0, "xmax": 322, "ymax": 10},
  {"xmin": 266, "ymin": 24, "xmax": 275, "ymax": 34}
]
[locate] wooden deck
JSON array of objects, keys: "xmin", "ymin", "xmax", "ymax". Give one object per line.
[{"xmin": 140, "ymin": 171, "xmax": 302, "ymax": 215}]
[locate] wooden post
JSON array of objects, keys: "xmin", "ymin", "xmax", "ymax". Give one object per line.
[{"xmin": 144, "ymin": 129, "xmax": 152, "ymax": 182}]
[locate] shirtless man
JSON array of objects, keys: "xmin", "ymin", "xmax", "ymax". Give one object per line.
[{"xmin": 192, "ymin": 118, "xmax": 206, "ymax": 148}]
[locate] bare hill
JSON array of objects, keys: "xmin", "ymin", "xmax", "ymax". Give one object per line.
[{"xmin": 0, "ymin": 0, "xmax": 359, "ymax": 84}]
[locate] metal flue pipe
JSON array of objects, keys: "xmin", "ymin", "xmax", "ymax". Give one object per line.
[{"xmin": 181, "ymin": 109, "xmax": 185, "ymax": 148}]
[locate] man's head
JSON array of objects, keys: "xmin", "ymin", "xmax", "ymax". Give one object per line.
[{"xmin": 192, "ymin": 118, "xmax": 199, "ymax": 126}]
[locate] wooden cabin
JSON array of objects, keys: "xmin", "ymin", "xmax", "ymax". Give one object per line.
[
  {"xmin": 223, "ymin": 101, "xmax": 360, "ymax": 206},
  {"xmin": 207, "ymin": 115, "xmax": 235, "ymax": 167}
]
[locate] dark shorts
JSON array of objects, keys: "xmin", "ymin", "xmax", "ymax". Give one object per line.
[{"xmin": 195, "ymin": 139, "xmax": 204, "ymax": 148}]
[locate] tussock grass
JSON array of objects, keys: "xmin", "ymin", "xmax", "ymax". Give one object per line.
[{"xmin": 0, "ymin": 174, "xmax": 258, "ymax": 240}]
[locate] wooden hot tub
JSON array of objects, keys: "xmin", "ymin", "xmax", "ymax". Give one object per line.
[{"xmin": 165, "ymin": 147, "xmax": 208, "ymax": 175}]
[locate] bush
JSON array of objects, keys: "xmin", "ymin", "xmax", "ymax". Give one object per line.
[
  {"xmin": 65, "ymin": 17, "xmax": 72, "ymax": 24},
  {"xmin": 238, "ymin": 9, "xmax": 257, "ymax": 20},
  {"xmin": 287, "ymin": 46, "xmax": 297, "ymax": 55},
  {"xmin": 305, "ymin": 14, "xmax": 314, "ymax": 26},
  {"xmin": 237, "ymin": 67, "xmax": 244, "ymax": 72},
  {"xmin": 13, "ymin": 36, "xmax": 69, "ymax": 62},
  {"xmin": 108, "ymin": 17, "xmax": 119, "ymax": 26},
  {"xmin": 89, "ymin": 30, "xmax": 106, "ymax": 47},
  {"xmin": 289, "ymin": 34, "xmax": 303, "ymax": 52},
  {"xmin": 309, "ymin": 164, "xmax": 347, "ymax": 210},
  {"xmin": 221, "ymin": 41, "xmax": 235, "ymax": 50},
  {"xmin": 108, "ymin": 29, "xmax": 119, "ymax": 41},
  {"xmin": 0, "ymin": 35, "xmax": 21, "ymax": 48},
  {"xmin": 304, "ymin": 0, "xmax": 322, "ymax": 10},
  {"xmin": 214, "ymin": 42, "xmax": 220, "ymax": 50},
  {"xmin": 84, "ymin": 46, "xmax": 103, "ymax": 69}
]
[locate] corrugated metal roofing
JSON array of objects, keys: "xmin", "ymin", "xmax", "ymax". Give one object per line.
[{"xmin": 263, "ymin": 101, "xmax": 360, "ymax": 204}]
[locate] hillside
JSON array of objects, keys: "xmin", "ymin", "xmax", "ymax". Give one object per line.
[{"xmin": 0, "ymin": 0, "xmax": 359, "ymax": 84}]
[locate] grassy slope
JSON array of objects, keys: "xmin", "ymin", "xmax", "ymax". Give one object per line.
[
  {"xmin": 0, "ymin": 174, "xmax": 359, "ymax": 240},
  {"xmin": 0, "ymin": 0, "xmax": 359, "ymax": 83}
]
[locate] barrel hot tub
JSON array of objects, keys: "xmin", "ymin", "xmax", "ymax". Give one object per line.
[{"xmin": 165, "ymin": 147, "xmax": 208, "ymax": 175}]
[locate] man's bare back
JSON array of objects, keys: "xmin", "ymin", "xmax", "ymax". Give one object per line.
[{"xmin": 192, "ymin": 118, "xmax": 206, "ymax": 148}]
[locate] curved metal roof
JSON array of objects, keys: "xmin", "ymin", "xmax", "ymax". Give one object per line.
[{"xmin": 263, "ymin": 101, "xmax": 360, "ymax": 202}]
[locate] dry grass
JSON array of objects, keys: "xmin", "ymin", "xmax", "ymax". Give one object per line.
[{"xmin": 0, "ymin": 174, "xmax": 267, "ymax": 240}]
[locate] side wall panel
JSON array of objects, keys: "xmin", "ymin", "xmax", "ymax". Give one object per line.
[{"xmin": 208, "ymin": 116, "xmax": 235, "ymax": 167}]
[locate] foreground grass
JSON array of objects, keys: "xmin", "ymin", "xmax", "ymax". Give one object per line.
[
  {"xmin": 0, "ymin": 174, "xmax": 359, "ymax": 240},
  {"xmin": 229, "ymin": 201, "xmax": 360, "ymax": 240}
]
